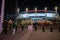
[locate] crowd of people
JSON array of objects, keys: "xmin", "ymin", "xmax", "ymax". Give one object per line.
[
  {"xmin": 2, "ymin": 20, "xmax": 60, "ymax": 35},
  {"xmin": 2, "ymin": 20, "xmax": 17, "ymax": 35}
]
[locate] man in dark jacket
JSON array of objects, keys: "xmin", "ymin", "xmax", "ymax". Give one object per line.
[{"xmin": 33, "ymin": 22, "xmax": 38, "ymax": 31}]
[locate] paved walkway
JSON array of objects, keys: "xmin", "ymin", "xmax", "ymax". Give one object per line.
[
  {"xmin": 19, "ymin": 32, "xmax": 32, "ymax": 40},
  {"xmin": 0, "ymin": 29, "xmax": 27, "ymax": 40},
  {"xmin": 0, "ymin": 29, "xmax": 60, "ymax": 40},
  {"xmin": 29, "ymin": 30, "xmax": 60, "ymax": 40}
]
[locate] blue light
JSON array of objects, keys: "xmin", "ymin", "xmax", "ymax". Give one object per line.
[{"xmin": 46, "ymin": 13, "xmax": 56, "ymax": 17}]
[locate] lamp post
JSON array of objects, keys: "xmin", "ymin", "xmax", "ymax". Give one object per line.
[
  {"xmin": 55, "ymin": 6, "xmax": 58, "ymax": 24},
  {"xmin": 55, "ymin": 6, "xmax": 58, "ymax": 13},
  {"xmin": 17, "ymin": 8, "xmax": 20, "ymax": 14},
  {"xmin": 55, "ymin": 6, "xmax": 60, "ymax": 32},
  {"xmin": 35, "ymin": 7, "xmax": 37, "ymax": 13}
]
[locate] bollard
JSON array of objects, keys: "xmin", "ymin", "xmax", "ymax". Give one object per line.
[{"xmin": 33, "ymin": 22, "xmax": 38, "ymax": 31}]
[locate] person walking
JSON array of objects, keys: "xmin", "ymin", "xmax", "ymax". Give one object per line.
[
  {"xmin": 8, "ymin": 20, "xmax": 13, "ymax": 31},
  {"xmin": 12, "ymin": 21, "xmax": 16, "ymax": 35},
  {"xmin": 28, "ymin": 23, "xmax": 33, "ymax": 32},
  {"xmin": 33, "ymin": 22, "xmax": 38, "ymax": 31}
]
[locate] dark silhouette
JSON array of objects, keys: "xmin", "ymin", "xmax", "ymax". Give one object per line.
[
  {"xmin": 42, "ymin": 23, "xmax": 45, "ymax": 32},
  {"xmin": 20, "ymin": 24, "xmax": 24, "ymax": 31},
  {"xmin": 42, "ymin": 25, "xmax": 45, "ymax": 32},
  {"xmin": 22, "ymin": 25, "xmax": 24, "ymax": 31},
  {"xmin": 33, "ymin": 22, "xmax": 38, "ymax": 31},
  {"xmin": 50, "ymin": 24, "xmax": 53, "ymax": 32},
  {"xmin": 59, "ymin": 26, "xmax": 60, "ymax": 32},
  {"xmin": 59, "ymin": 23, "xmax": 60, "ymax": 32},
  {"xmin": 2, "ymin": 20, "xmax": 8, "ymax": 34},
  {"xmin": 8, "ymin": 20, "xmax": 12, "ymax": 31}
]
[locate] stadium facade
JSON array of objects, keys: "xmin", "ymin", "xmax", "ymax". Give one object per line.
[{"xmin": 17, "ymin": 10, "xmax": 59, "ymax": 21}]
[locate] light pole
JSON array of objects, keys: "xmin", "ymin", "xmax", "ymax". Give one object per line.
[
  {"xmin": 26, "ymin": 8, "xmax": 28, "ymax": 13},
  {"xmin": 0, "ymin": 0, "xmax": 5, "ymax": 33},
  {"xmin": 55, "ymin": 6, "xmax": 59, "ymax": 31}
]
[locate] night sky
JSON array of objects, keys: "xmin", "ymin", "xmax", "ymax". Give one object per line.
[{"xmin": 0, "ymin": 0, "xmax": 60, "ymax": 15}]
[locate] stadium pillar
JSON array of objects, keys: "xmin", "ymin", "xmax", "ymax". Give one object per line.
[{"xmin": 0, "ymin": 0, "xmax": 5, "ymax": 33}]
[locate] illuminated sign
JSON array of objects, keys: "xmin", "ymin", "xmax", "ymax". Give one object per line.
[{"xmin": 46, "ymin": 13, "xmax": 56, "ymax": 17}]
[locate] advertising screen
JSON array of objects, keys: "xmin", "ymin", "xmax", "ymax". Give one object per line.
[{"xmin": 46, "ymin": 13, "xmax": 56, "ymax": 18}]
